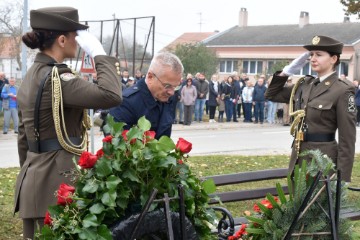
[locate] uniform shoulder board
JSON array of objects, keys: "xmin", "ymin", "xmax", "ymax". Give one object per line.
[
  {"xmin": 58, "ymin": 67, "xmax": 77, "ymax": 82},
  {"xmin": 123, "ymin": 86, "xmax": 140, "ymax": 98},
  {"xmin": 338, "ymin": 77, "xmax": 352, "ymax": 86}
]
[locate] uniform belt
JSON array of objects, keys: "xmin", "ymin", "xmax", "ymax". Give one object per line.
[
  {"xmin": 303, "ymin": 133, "xmax": 335, "ymax": 142},
  {"xmin": 28, "ymin": 137, "xmax": 82, "ymax": 153}
]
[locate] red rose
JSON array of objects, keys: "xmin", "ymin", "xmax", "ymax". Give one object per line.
[
  {"xmin": 253, "ymin": 203, "xmax": 261, "ymax": 212},
  {"xmin": 57, "ymin": 183, "xmax": 75, "ymax": 206},
  {"xmin": 122, "ymin": 130, "xmax": 136, "ymax": 144},
  {"xmin": 143, "ymin": 130, "xmax": 156, "ymax": 143},
  {"xmin": 102, "ymin": 135, "xmax": 113, "ymax": 143},
  {"xmin": 176, "ymin": 138, "xmax": 192, "ymax": 153},
  {"xmin": 96, "ymin": 148, "xmax": 104, "ymax": 158},
  {"xmin": 177, "ymin": 159, "xmax": 184, "ymax": 164},
  {"xmin": 78, "ymin": 151, "xmax": 98, "ymax": 169},
  {"xmin": 44, "ymin": 211, "xmax": 52, "ymax": 225},
  {"xmin": 260, "ymin": 199, "xmax": 273, "ymax": 209}
]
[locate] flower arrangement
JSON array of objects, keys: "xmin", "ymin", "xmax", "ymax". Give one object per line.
[
  {"xmin": 39, "ymin": 116, "xmax": 217, "ymax": 239},
  {"xmin": 228, "ymin": 150, "xmax": 353, "ymax": 240}
]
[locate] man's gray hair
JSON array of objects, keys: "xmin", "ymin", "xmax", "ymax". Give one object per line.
[{"xmin": 149, "ymin": 52, "xmax": 184, "ymax": 76}]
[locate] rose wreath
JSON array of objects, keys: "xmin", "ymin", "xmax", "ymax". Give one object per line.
[
  {"xmin": 39, "ymin": 116, "xmax": 217, "ymax": 239},
  {"xmin": 227, "ymin": 150, "xmax": 353, "ymax": 240}
]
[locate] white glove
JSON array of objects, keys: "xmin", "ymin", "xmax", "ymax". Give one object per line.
[
  {"xmin": 75, "ymin": 30, "xmax": 106, "ymax": 58},
  {"xmin": 282, "ymin": 52, "xmax": 310, "ymax": 76}
]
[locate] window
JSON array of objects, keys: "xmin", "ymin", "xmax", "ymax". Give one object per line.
[
  {"xmin": 219, "ymin": 60, "xmax": 238, "ymax": 73},
  {"xmin": 242, "ymin": 60, "xmax": 263, "ymax": 74},
  {"xmin": 337, "ymin": 62, "xmax": 349, "ymax": 77}
]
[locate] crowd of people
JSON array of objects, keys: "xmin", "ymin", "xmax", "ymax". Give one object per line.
[{"xmin": 171, "ymin": 72, "xmax": 291, "ymax": 126}]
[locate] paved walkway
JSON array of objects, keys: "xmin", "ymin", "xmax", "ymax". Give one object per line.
[{"xmin": 0, "ymin": 120, "xmax": 277, "ymax": 168}]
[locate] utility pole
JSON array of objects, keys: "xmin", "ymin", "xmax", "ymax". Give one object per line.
[
  {"xmin": 197, "ymin": 12, "xmax": 203, "ymax": 32},
  {"xmin": 21, "ymin": 0, "xmax": 28, "ymax": 78}
]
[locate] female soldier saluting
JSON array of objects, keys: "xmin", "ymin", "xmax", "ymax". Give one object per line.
[
  {"xmin": 265, "ymin": 35, "xmax": 356, "ymax": 183},
  {"xmin": 14, "ymin": 6, "xmax": 122, "ymax": 239}
]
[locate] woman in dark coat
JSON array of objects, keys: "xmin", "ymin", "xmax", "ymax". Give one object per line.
[{"xmin": 208, "ymin": 74, "xmax": 220, "ymax": 122}]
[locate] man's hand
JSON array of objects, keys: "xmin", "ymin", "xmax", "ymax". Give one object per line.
[
  {"xmin": 75, "ymin": 30, "xmax": 106, "ymax": 58},
  {"xmin": 282, "ymin": 52, "xmax": 311, "ymax": 76}
]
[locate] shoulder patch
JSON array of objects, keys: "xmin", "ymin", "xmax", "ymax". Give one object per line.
[
  {"xmin": 347, "ymin": 94, "xmax": 356, "ymax": 113},
  {"xmin": 60, "ymin": 72, "xmax": 76, "ymax": 82},
  {"xmin": 123, "ymin": 86, "xmax": 140, "ymax": 97}
]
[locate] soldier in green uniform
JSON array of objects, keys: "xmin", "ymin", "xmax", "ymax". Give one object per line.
[
  {"xmin": 14, "ymin": 7, "xmax": 122, "ymax": 239},
  {"xmin": 265, "ymin": 35, "xmax": 356, "ymax": 183}
]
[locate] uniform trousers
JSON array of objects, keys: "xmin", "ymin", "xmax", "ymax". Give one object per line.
[{"xmin": 23, "ymin": 218, "xmax": 44, "ymax": 240}]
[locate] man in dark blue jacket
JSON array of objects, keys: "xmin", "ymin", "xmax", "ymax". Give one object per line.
[
  {"xmin": 252, "ymin": 77, "xmax": 267, "ymax": 124},
  {"xmin": 109, "ymin": 52, "xmax": 183, "ymax": 139}
]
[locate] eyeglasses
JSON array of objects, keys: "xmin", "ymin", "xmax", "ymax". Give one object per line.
[{"xmin": 151, "ymin": 72, "xmax": 179, "ymax": 90}]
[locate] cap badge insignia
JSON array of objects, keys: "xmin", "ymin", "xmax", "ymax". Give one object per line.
[{"xmin": 312, "ymin": 36, "xmax": 320, "ymax": 45}]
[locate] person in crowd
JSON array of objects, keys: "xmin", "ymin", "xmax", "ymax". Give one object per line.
[
  {"xmin": 135, "ymin": 69, "xmax": 144, "ymax": 82},
  {"xmin": 242, "ymin": 80, "xmax": 254, "ymax": 122},
  {"xmin": 265, "ymin": 35, "xmax": 356, "ymax": 182},
  {"xmin": 282, "ymin": 77, "xmax": 293, "ymax": 126},
  {"xmin": 1, "ymin": 77, "xmax": 18, "ymax": 134},
  {"xmin": 121, "ymin": 69, "xmax": 130, "ymax": 85},
  {"xmin": 0, "ymin": 72, "xmax": 9, "ymax": 112},
  {"xmin": 181, "ymin": 77, "xmax": 197, "ymax": 125},
  {"xmin": 222, "ymin": 76, "xmax": 237, "ymax": 122},
  {"xmin": 231, "ymin": 72, "xmax": 241, "ymax": 122},
  {"xmin": 266, "ymin": 78, "xmax": 278, "ymax": 124},
  {"xmin": 194, "ymin": 72, "xmax": 208, "ymax": 122},
  {"xmin": 125, "ymin": 76, "xmax": 135, "ymax": 88},
  {"xmin": 109, "ymin": 52, "xmax": 183, "ymax": 139},
  {"xmin": 174, "ymin": 77, "xmax": 185, "ymax": 124},
  {"xmin": 354, "ymin": 80, "xmax": 360, "ymax": 126},
  {"xmin": 252, "ymin": 77, "xmax": 267, "ymax": 124},
  {"xmin": 208, "ymin": 74, "xmax": 219, "ymax": 123},
  {"xmin": 14, "ymin": 7, "xmax": 122, "ymax": 239}
]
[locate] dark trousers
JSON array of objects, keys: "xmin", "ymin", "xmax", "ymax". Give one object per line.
[
  {"xmin": 243, "ymin": 102, "xmax": 252, "ymax": 121},
  {"xmin": 225, "ymin": 98, "xmax": 233, "ymax": 122},
  {"xmin": 357, "ymin": 106, "xmax": 360, "ymax": 123},
  {"xmin": 232, "ymin": 104, "xmax": 237, "ymax": 121},
  {"xmin": 184, "ymin": 105, "xmax": 194, "ymax": 125},
  {"xmin": 23, "ymin": 218, "xmax": 44, "ymax": 240},
  {"xmin": 209, "ymin": 105, "xmax": 216, "ymax": 120},
  {"xmin": 254, "ymin": 101, "xmax": 265, "ymax": 122},
  {"xmin": 237, "ymin": 103, "xmax": 242, "ymax": 117}
]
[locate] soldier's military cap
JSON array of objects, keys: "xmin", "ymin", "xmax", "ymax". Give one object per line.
[
  {"xmin": 303, "ymin": 35, "xmax": 343, "ymax": 54},
  {"xmin": 30, "ymin": 7, "xmax": 88, "ymax": 31}
]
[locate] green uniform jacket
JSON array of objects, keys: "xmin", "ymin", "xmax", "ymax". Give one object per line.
[
  {"xmin": 265, "ymin": 72, "xmax": 356, "ymax": 182},
  {"xmin": 14, "ymin": 53, "xmax": 122, "ymax": 218}
]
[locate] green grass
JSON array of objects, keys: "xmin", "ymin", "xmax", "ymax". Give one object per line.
[{"xmin": 1, "ymin": 155, "xmax": 359, "ymax": 239}]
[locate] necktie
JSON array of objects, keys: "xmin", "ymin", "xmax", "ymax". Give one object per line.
[{"xmin": 313, "ymin": 78, "xmax": 320, "ymax": 86}]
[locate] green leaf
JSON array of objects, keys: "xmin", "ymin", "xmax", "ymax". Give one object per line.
[
  {"xmin": 97, "ymin": 225, "xmax": 113, "ymax": 240},
  {"xmin": 137, "ymin": 116, "xmax": 151, "ymax": 131},
  {"xmin": 106, "ymin": 175, "xmax": 122, "ymax": 190},
  {"xmin": 276, "ymin": 182, "xmax": 287, "ymax": 204},
  {"xmin": 83, "ymin": 213, "xmax": 99, "ymax": 228},
  {"xmin": 245, "ymin": 227, "xmax": 267, "ymax": 235},
  {"xmin": 95, "ymin": 159, "xmax": 113, "ymax": 177},
  {"xmin": 83, "ymin": 179, "xmax": 99, "ymax": 193},
  {"xmin": 89, "ymin": 203, "xmax": 105, "ymax": 214},
  {"xmin": 257, "ymin": 203, "xmax": 272, "ymax": 217},
  {"xmin": 122, "ymin": 168, "xmax": 140, "ymax": 182},
  {"xmin": 266, "ymin": 193, "xmax": 281, "ymax": 211},
  {"xmin": 156, "ymin": 156, "xmax": 176, "ymax": 168},
  {"xmin": 101, "ymin": 190, "xmax": 117, "ymax": 207},
  {"xmin": 78, "ymin": 228, "xmax": 97, "ymax": 240},
  {"xmin": 127, "ymin": 127, "xmax": 143, "ymax": 142},
  {"xmin": 201, "ymin": 178, "xmax": 216, "ymax": 194},
  {"xmin": 246, "ymin": 215, "xmax": 266, "ymax": 225},
  {"xmin": 157, "ymin": 136, "xmax": 175, "ymax": 152}
]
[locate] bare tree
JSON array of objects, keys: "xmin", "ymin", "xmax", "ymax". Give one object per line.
[{"xmin": 0, "ymin": 0, "xmax": 23, "ymax": 71}]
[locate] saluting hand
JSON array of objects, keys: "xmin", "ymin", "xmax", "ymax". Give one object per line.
[
  {"xmin": 75, "ymin": 30, "xmax": 106, "ymax": 58},
  {"xmin": 282, "ymin": 52, "xmax": 311, "ymax": 76}
]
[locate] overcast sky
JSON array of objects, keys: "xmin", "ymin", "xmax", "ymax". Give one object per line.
[{"xmin": 22, "ymin": 0, "xmax": 360, "ymax": 52}]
